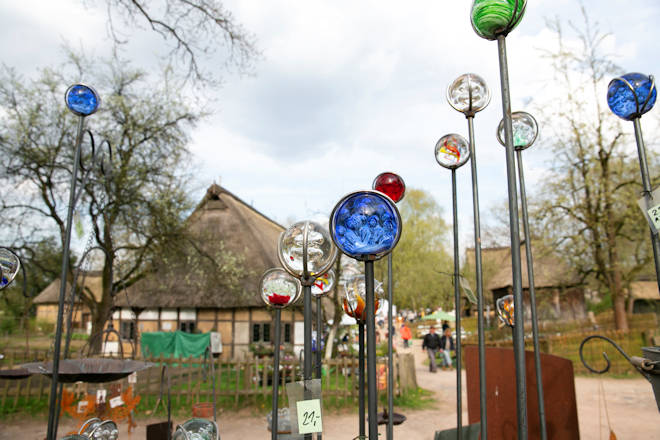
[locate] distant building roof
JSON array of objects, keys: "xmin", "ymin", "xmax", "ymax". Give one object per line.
[
  {"xmin": 629, "ymin": 281, "xmax": 659, "ymax": 300},
  {"xmin": 33, "ymin": 271, "xmax": 104, "ymax": 304}
]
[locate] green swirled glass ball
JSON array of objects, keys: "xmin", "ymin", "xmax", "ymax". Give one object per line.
[{"xmin": 471, "ymin": 0, "xmax": 526, "ymax": 40}]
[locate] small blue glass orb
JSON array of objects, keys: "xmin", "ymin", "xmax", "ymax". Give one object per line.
[
  {"xmin": 434, "ymin": 134, "xmax": 470, "ymax": 169},
  {"xmin": 607, "ymin": 73, "xmax": 656, "ymax": 121},
  {"xmin": 65, "ymin": 84, "xmax": 100, "ymax": 116},
  {"xmin": 330, "ymin": 190, "xmax": 402, "ymax": 261}
]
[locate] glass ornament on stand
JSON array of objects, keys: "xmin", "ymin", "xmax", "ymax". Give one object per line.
[
  {"xmin": 260, "ymin": 268, "xmax": 302, "ymax": 308},
  {"xmin": 434, "ymin": 134, "xmax": 470, "ymax": 170},
  {"xmin": 0, "ymin": 248, "xmax": 21, "ymax": 290},
  {"xmin": 311, "ymin": 269, "xmax": 336, "ymax": 297},
  {"xmin": 278, "ymin": 221, "xmax": 337, "ymax": 281},
  {"xmin": 342, "ymin": 275, "xmax": 383, "ymax": 322},
  {"xmin": 497, "ymin": 111, "xmax": 538, "ymax": 150},
  {"xmin": 607, "ymin": 73, "xmax": 657, "ymax": 121},
  {"xmin": 471, "ymin": 0, "xmax": 527, "ymax": 41},
  {"xmin": 372, "ymin": 172, "xmax": 406, "ymax": 203},
  {"xmin": 447, "ymin": 73, "xmax": 491, "ymax": 116},
  {"xmin": 496, "ymin": 294, "xmax": 515, "ymax": 327},
  {"xmin": 173, "ymin": 418, "xmax": 220, "ymax": 440}
]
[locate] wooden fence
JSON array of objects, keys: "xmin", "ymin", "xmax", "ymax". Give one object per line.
[{"xmin": 0, "ymin": 352, "xmax": 417, "ymax": 413}]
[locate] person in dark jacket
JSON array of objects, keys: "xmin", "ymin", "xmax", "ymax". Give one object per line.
[
  {"xmin": 438, "ymin": 327, "xmax": 455, "ymax": 369},
  {"xmin": 422, "ymin": 326, "xmax": 441, "ymax": 372}
]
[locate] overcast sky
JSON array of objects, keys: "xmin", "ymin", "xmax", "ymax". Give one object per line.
[{"xmin": 2, "ymin": 0, "xmax": 660, "ymax": 250}]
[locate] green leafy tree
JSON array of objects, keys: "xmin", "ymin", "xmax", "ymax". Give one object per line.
[
  {"xmin": 531, "ymin": 12, "xmax": 657, "ymax": 329},
  {"xmin": 0, "ymin": 54, "xmax": 204, "ymax": 345},
  {"xmin": 375, "ymin": 188, "xmax": 453, "ymax": 312}
]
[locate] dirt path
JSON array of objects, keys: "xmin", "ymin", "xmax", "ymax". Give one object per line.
[{"xmin": 2, "ymin": 339, "xmax": 658, "ymax": 439}]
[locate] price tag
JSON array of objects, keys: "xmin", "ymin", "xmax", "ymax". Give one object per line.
[
  {"xmin": 296, "ymin": 399, "xmax": 323, "ymax": 434},
  {"xmin": 109, "ymin": 395, "xmax": 124, "ymax": 408},
  {"xmin": 77, "ymin": 400, "xmax": 88, "ymax": 414},
  {"xmin": 637, "ymin": 188, "xmax": 660, "ymax": 234},
  {"xmin": 128, "ymin": 372, "xmax": 137, "ymax": 384},
  {"xmin": 96, "ymin": 389, "xmax": 107, "ymax": 404}
]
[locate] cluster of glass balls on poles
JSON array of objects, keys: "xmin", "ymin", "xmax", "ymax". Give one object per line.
[{"xmin": 259, "ymin": 178, "xmax": 404, "ymax": 440}]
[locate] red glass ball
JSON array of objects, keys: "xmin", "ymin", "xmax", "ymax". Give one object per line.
[{"xmin": 372, "ymin": 172, "xmax": 405, "ymax": 203}]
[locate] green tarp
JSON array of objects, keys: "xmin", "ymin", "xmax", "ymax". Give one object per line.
[{"xmin": 141, "ymin": 330, "xmax": 211, "ymax": 359}]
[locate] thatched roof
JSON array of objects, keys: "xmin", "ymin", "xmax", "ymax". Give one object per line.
[
  {"xmin": 114, "ymin": 183, "xmax": 285, "ymax": 309},
  {"xmin": 473, "ymin": 243, "xmax": 581, "ymax": 291},
  {"xmin": 629, "ymin": 281, "xmax": 659, "ymax": 300},
  {"xmin": 33, "ymin": 271, "xmax": 104, "ymax": 304}
]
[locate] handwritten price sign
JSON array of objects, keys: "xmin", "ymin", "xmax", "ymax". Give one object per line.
[{"xmin": 297, "ymin": 399, "xmax": 323, "ymax": 434}]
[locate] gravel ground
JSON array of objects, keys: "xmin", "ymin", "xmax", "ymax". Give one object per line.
[{"xmin": 2, "ymin": 339, "xmax": 658, "ymax": 439}]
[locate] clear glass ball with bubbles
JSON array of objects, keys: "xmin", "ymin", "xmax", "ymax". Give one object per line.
[
  {"xmin": 278, "ymin": 221, "xmax": 337, "ymax": 280},
  {"xmin": 447, "ymin": 73, "xmax": 491, "ymax": 115},
  {"xmin": 497, "ymin": 111, "xmax": 538, "ymax": 150},
  {"xmin": 434, "ymin": 134, "xmax": 470, "ymax": 169},
  {"xmin": 173, "ymin": 419, "xmax": 219, "ymax": 440},
  {"xmin": 330, "ymin": 191, "xmax": 402, "ymax": 261},
  {"xmin": 260, "ymin": 268, "xmax": 302, "ymax": 308},
  {"xmin": 311, "ymin": 269, "xmax": 336, "ymax": 297}
]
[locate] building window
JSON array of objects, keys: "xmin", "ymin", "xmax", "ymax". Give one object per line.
[
  {"xmin": 284, "ymin": 323, "xmax": 291, "ymax": 344},
  {"xmin": 179, "ymin": 321, "xmax": 196, "ymax": 333},
  {"xmin": 252, "ymin": 322, "xmax": 271, "ymax": 343},
  {"xmin": 120, "ymin": 321, "xmax": 136, "ymax": 341}
]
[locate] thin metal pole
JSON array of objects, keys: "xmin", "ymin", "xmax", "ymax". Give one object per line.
[
  {"xmin": 303, "ymin": 283, "xmax": 312, "ymax": 440},
  {"xmin": 496, "ymin": 34, "xmax": 528, "ymax": 440},
  {"xmin": 271, "ymin": 309, "xmax": 282, "ymax": 440},
  {"xmin": 633, "ymin": 118, "xmax": 660, "ymax": 292},
  {"xmin": 516, "ymin": 150, "xmax": 547, "ymax": 440},
  {"xmin": 359, "ymin": 322, "xmax": 366, "ymax": 439},
  {"xmin": 315, "ymin": 295, "xmax": 323, "ymax": 440},
  {"xmin": 364, "ymin": 261, "xmax": 378, "ymax": 440},
  {"xmin": 386, "ymin": 252, "xmax": 394, "ymax": 440},
  {"xmin": 451, "ymin": 169, "xmax": 463, "ymax": 440},
  {"xmin": 466, "ymin": 116, "xmax": 487, "ymax": 440},
  {"xmin": 47, "ymin": 115, "xmax": 85, "ymax": 440}
]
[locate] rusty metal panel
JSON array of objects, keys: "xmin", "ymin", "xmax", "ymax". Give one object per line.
[{"xmin": 464, "ymin": 345, "xmax": 579, "ymax": 439}]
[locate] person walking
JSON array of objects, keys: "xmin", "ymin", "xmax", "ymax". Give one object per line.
[
  {"xmin": 438, "ymin": 327, "xmax": 455, "ymax": 370},
  {"xmin": 422, "ymin": 326, "xmax": 441, "ymax": 372},
  {"xmin": 400, "ymin": 323, "xmax": 412, "ymax": 349}
]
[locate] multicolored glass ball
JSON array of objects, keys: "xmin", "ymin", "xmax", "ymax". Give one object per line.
[
  {"xmin": 0, "ymin": 248, "xmax": 20, "ymax": 290},
  {"xmin": 434, "ymin": 134, "xmax": 470, "ymax": 169},
  {"xmin": 372, "ymin": 172, "xmax": 406, "ymax": 203},
  {"xmin": 330, "ymin": 191, "xmax": 402, "ymax": 261},
  {"xmin": 607, "ymin": 73, "xmax": 657, "ymax": 121},
  {"xmin": 260, "ymin": 268, "xmax": 301, "ymax": 308},
  {"xmin": 311, "ymin": 269, "xmax": 336, "ymax": 297},
  {"xmin": 471, "ymin": 0, "xmax": 527, "ymax": 40},
  {"xmin": 65, "ymin": 84, "xmax": 100, "ymax": 116}
]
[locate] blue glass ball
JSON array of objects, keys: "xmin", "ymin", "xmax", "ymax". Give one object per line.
[
  {"xmin": 65, "ymin": 84, "xmax": 100, "ymax": 116},
  {"xmin": 607, "ymin": 73, "xmax": 656, "ymax": 121},
  {"xmin": 330, "ymin": 190, "xmax": 401, "ymax": 261}
]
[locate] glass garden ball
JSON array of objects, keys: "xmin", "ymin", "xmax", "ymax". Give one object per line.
[
  {"xmin": 260, "ymin": 268, "xmax": 302, "ymax": 308},
  {"xmin": 496, "ymin": 294, "xmax": 515, "ymax": 327},
  {"xmin": 311, "ymin": 269, "xmax": 336, "ymax": 297},
  {"xmin": 278, "ymin": 221, "xmax": 338, "ymax": 280},
  {"xmin": 447, "ymin": 73, "xmax": 491, "ymax": 115},
  {"xmin": 372, "ymin": 172, "xmax": 406, "ymax": 203},
  {"xmin": 342, "ymin": 275, "xmax": 382, "ymax": 322},
  {"xmin": 173, "ymin": 419, "xmax": 219, "ymax": 440},
  {"xmin": 607, "ymin": 73, "xmax": 657, "ymax": 121},
  {"xmin": 0, "ymin": 248, "xmax": 20, "ymax": 290},
  {"xmin": 330, "ymin": 191, "xmax": 402, "ymax": 261},
  {"xmin": 471, "ymin": 0, "xmax": 527, "ymax": 40},
  {"xmin": 80, "ymin": 419, "xmax": 118, "ymax": 440},
  {"xmin": 435, "ymin": 134, "xmax": 470, "ymax": 169},
  {"xmin": 65, "ymin": 84, "xmax": 100, "ymax": 116},
  {"xmin": 497, "ymin": 111, "xmax": 538, "ymax": 150}
]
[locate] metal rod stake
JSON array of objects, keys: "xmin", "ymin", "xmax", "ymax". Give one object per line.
[
  {"xmin": 303, "ymin": 283, "xmax": 312, "ymax": 440},
  {"xmin": 451, "ymin": 169, "xmax": 463, "ymax": 440},
  {"xmin": 633, "ymin": 118, "xmax": 660, "ymax": 292},
  {"xmin": 359, "ymin": 322, "xmax": 366, "ymax": 439},
  {"xmin": 497, "ymin": 34, "xmax": 528, "ymax": 440},
  {"xmin": 272, "ymin": 308, "xmax": 282, "ymax": 440},
  {"xmin": 387, "ymin": 252, "xmax": 394, "ymax": 440},
  {"xmin": 466, "ymin": 115, "xmax": 488, "ymax": 440},
  {"xmin": 516, "ymin": 149, "xmax": 547, "ymax": 440},
  {"xmin": 47, "ymin": 115, "xmax": 85, "ymax": 440},
  {"xmin": 365, "ymin": 261, "xmax": 378, "ymax": 440},
  {"xmin": 315, "ymin": 295, "xmax": 323, "ymax": 440}
]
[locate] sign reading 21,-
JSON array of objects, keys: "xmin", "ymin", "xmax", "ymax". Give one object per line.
[
  {"xmin": 297, "ymin": 399, "xmax": 323, "ymax": 434},
  {"xmin": 648, "ymin": 204, "xmax": 660, "ymax": 231}
]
